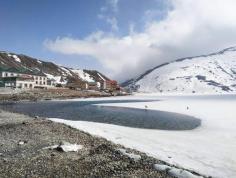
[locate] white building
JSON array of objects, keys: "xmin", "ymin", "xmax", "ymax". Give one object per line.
[{"xmin": 0, "ymin": 68, "xmax": 48, "ymax": 89}]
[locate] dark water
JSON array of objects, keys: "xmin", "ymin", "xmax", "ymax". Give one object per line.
[{"xmin": 0, "ymin": 100, "xmax": 201, "ymax": 130}]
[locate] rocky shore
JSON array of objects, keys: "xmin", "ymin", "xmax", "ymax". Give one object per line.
[
  {"xmin": 0, "ymin": 88, "xmax": 114, "ymax": 102},
  {"xmin": 0, "ymin": 110, "xmax": 174, "ymax": 178}
]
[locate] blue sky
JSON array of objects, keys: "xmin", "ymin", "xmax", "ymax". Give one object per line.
[
  {"xmin": 0, "ymin": 0, "xmax": 167, "ymax": 74},
  {"xmin": 1, "ymin": 0, "xmax": 236, "ymax": 81}
]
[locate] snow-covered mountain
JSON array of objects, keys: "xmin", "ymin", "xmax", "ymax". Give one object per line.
[
  {"xmin": 0, "ymin": 51, "xmax": 110, "ymax": 85},
  {"xmin": 122, "ymin": 47, "xmax": 236, "ymax": 94}
]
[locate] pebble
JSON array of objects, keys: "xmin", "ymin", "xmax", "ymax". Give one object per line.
[{"xmin": 18, "ymin": 140, "xmax": 27, "ymax": 145}]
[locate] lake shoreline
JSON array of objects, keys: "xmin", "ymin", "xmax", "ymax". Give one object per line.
[
  {"xmin": 0, "ymin": 109, "xmax": 172, "ymax": 178},
  {"xmin": 0, "ymin": 109, "xmax": 206, "ymax": 178},
  {"xmin": 0, "ymin": 99, "xmax": 201, "ymax": 130},
  {"xmin": 0, "ymin": 88, "xmax": 129, "ymax": 102}
]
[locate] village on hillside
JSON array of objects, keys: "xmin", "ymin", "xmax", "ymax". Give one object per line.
[{"xmin": 0, "ymin": 66, "xmax": 122, "ymax": 94}]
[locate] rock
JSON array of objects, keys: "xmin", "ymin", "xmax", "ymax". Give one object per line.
[
  {"xmin": 92, "ymin": 144, "xmax": 114, "ymax": 154},
  {"xmin": 18, "ymin": 141, "xmax": 25, "ymax": 145},
  {"xmin": 22, "ymin": 121, "xmax": 29, "ymax": 125},
  {"xmin": 18, "ymin": 140, "xmax": 27, "ymax": 145}
]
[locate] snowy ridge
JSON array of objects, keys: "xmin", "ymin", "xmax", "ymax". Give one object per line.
[
  {"xmin": 123, "ymin": 47, "xmax": 236, "ymax": 94},
  {"xmin": 0, "ymin": 51, "xmax": 110, "ymax": 86},
  {"xmin": 71, "ymin": 69, "xmax": 95, "ymax": 83}
]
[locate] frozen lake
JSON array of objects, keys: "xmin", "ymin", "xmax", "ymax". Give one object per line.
[
  {"xmin": 0, "ymin": 99, "xmax": 201, "ymax": 130},
  {"xmin": 50, "ymin": 94, "xmax": 236, "ymax": 178},
  {"xmin": 1, "ymin": 94, "xmax": 235, "ymax": 177}
]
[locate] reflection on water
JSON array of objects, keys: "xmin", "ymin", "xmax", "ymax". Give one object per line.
[{"xmin": 0, "ymin": 100, "xmax": 201, "ymax": 130}]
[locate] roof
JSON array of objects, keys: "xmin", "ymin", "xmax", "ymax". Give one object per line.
[{"xmin": 1, "ymin": 76, "xmax": 34, "ymax": 82}]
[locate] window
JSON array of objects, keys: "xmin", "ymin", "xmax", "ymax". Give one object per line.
[
  {"xmin": 5, "ymin": 73, "xmax": 8, "ymax": 77},
  {"xmin": 36, "ymin": 81, "xmax": 38, "ymax": 84},
  {"xmin": 24, "ymin": 84, "xmax": 27, "ymax": 88}
]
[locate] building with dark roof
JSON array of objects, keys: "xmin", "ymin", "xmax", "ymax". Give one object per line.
[{"xmin": 0, "ymin": 67, "xmax": 48, "ymax": 89}]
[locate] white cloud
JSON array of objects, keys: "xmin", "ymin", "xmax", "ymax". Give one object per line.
[
  {"xmin": 106, "ymin": 17, "xmax": 119, "ymax": 31},
  {"xmin": 97, "ymin": 15, "xmax": 119, "ymax": 32},
  {"xmin": 44, "ymin": 0, "xmax": 236, "ymax": 81},
  {"xmin": 108, "ymin": 0, "xmax": 119, "ymax": 13},
  {"xmin": 97, "ymin": 0, "xmax": 119, "ymax": 32}
]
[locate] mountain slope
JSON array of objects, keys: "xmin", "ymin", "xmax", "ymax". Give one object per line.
[
  {"xmin": 0, "ymin": 51, "xmax": 110, "ymax": 85},
  {"xmin": 122, "ymin": 47, "xmax": 236, "ymax": 94}
]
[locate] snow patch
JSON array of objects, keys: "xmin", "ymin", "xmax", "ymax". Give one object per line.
[
  {"xmin": 37, "ymin": 60, "xmax": 42, "ymax": 64},
  {"xmin": 8, "ymin": 54, "xmax": 21, "ymax": 63},
  {"xmin": 168, "ymin": 167, "xmax": 203, "ymax": 178},
  {"xmin": 60, "ymin": 66, "xmax": 73, "ymax": 76},
  {"xmin": 154, "ymin": 164, "xmax": 202, "ymax": 178},
  {"xmin": 153, "ymin": 164, "xmax": 171, "ymax": 171},
  {"xmin": 72, "ymin": 69, "xmax": 95, "ymax": 82},
  {"xmin": 18, "ymin": 141, "xmax": 26, "ymax": 145},
  {"xmin": 44, "ymin": 73, "xmax": 67, "ymax": 85},
  {"xmin": 44, "ymin": 142, "xmax": 83, "ymax": 152},
  {"xmin": 117, "ymin": 148, "xmax": 141, "ymax": 161}
]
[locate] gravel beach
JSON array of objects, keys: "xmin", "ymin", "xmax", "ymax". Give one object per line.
[
  {"xmin": 0, "ymin": 88, "xmax": 115, "ymax": 102},
  {"xmin": 0, "ymin": 110, "xmax": 173, "ymax": 178}
]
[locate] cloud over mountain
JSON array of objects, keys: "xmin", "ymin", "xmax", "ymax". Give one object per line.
[{"xmin": 44, "ymin": 0, "xmax": 236, "ymax": 81}]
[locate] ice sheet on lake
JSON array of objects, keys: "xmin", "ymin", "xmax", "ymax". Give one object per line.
[{"xmin": 49, "ymin": 94, "xmax": 236, "ymax": 178}]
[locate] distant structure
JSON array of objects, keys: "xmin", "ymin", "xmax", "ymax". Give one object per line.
[
  {"xmin": 0, "ymin": 67, "xmax": 49, "ymax": 89},
  {"xmin": 0, "ymin": 67, "xmax": 120, "ymax": 92},
  {"xmin": 80, "ymin": 70, "xmax": 120, "ymax": 91},
  {"xmin": 0, "ymin": 51, "xmax": 121, "ymax": 92}
]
